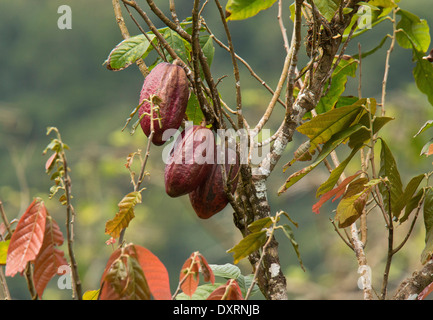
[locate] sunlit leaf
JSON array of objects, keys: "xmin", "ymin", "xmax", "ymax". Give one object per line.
[
  {"xmin": 396, "ymin": 10, "xmax": 430, "ymax": 53},
  {"xmin": 279, "ymin": 123, "xmax": 365, "ymax": 194},
  {"xmin": 335, "ymin": 178, "xmax": 372, "ymax": 228},
  {"xmin": 296, "ymin": 100, "xmax": 365, "ymax": 152},
  {"xmin": 105, "ymin": 34, "xmax": 156, "ymax": 71},
  {"xmin": 0, "ymin": 240, "xmax": 10, "ymax": 265},
  {"xmin": 227, "ymin": 230, "xmax": 267, "ymax": 264},
  {"xmin": 314, "ymin": 0, "xmax": 341, "ymax": 21},
  {"xmin": 5, "ymin": 198, "xmax": 47, "ymax": 277},
  {"xmin": 225, "ymin": 0, "xmax": 277, "ymax": 21},
  {"xmin": 105, "ymin": 191, "xmax": 142, "ymax": 238},
  {"xmin": 247, "ymin": 217, "xmax": 273, "ymax": 233},
  {"xmin": 316, "ymin": 57, "xmax": 358, "ymax": 114},
  {"xmin": 83, "ymin": 289, "xmax": 100, "ymax": 300}
]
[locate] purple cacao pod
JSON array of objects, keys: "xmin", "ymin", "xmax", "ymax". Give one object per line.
[
  {"xmin": 164, "ymin": 125, "xmax": 215, "ymax": 197},
  {"xmin": 189, "ymin": 145, "xmax": 239, "ymax": 219},
  {"xmin": 139, "ymin": 61, "xmax": 189, "ymax": 146}
]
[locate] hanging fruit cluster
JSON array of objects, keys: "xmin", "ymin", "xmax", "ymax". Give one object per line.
[{"xmin": 139, "ymin": 61, "xmax": 239, "ymax": 218}]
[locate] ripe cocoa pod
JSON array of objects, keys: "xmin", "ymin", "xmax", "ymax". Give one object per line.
[
  {"xmin": 164, "ymin": 125, "xmax": 215, "ymax": 197},
  {"xmin": 139, "ymin": 61, "xmax": 189, "ymax": 146},
  {"xmin": 189, "ymin": 146, "xmax": 239, "ymax": 219}
]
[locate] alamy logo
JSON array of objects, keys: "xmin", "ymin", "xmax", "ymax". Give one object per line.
[
  {"xmin": 57, "ymin": 5, "xmax": 72, "ymax": 30},
  {"xmin": 160, "ymin": 122, "xmax": 271, "ymax": 171}
]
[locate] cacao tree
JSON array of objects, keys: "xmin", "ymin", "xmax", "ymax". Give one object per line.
[{"xmin": 2, "ymin": 0, "xmax": 433, "ymax": 301}]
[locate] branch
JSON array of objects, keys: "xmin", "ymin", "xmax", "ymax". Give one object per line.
[{"xmin": 393, "ymin": 260, "xmax": 433, "ymax": 300}]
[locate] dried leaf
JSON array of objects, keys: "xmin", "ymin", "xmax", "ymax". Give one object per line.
[{"xmin": 5, "ymin": 198, "xmax": 47, "ymax": 277}]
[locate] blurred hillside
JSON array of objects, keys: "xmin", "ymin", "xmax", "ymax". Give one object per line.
[{"xmin": 1, "ymin": 0, "xmax": 433, "ymax": 299}]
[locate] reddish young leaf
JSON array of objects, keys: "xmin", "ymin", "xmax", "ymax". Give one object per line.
[
  {"xmin": 134, "ymin": 245, "xmax": 171, "ymax": 300},
  {"xmin": 33, "ymin": 215, "xmax": 68, "ymax": 298},
  {"xmin": 198, "ymin": 253, "xmax": 215, "ymax": 285},
  {"xmin": 207, "ymin": 279, "xmax": 244, "ymax": 300},
  {"xmin": 179, "ymin": 252, "xmax": 201, "ymax": 297},
  {"xmin": 45, "ymin": 152, "xmax": 58, "ymax": 172},
  {"xmin": 99, "ymin": 245, "xmax": 151, "ymax": 300},
  {"xmin": 99, "ymin": 244, "xmax": 170, "ymax": 300},
  {"xmin": 5, "ymin": 198, "xmax": 47, "ymax": 277},
  {"xmin": 312, "ymin": 171, "xmax": 362, "ymax": 214}
]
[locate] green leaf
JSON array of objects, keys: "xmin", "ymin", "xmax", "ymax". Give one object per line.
[
  {"xmin": 421, "ymin": 188, "xmax": 433, "ymax": 264},
  {"xmin": 400, "ymin": 188, "xmax": 425, "ymax": 223},
  {"xmin": 236, "ymin": 274, "xmax": 260, "ymax": 297},
  {"xmin": 348, "ymin": 115, "xmax": 393, "ymax": 148},
  {"xmin": 393, "ymin": 174, "xmax": 425, "ymax": 218},
  {"xmin": 247, "ymin": 217, "xmax": 273, "ymax": 233},
  {"xmin": 226, "ymin": 0, "xmax": 277, "ymax": 21},
  {"xmin": 413, "ymin": 50, "xmax": 433, "ymax": 107},
  {"xmin": 414, "ymin": 120, "xmax": 433, "ymax": 137},
  {"xmin": 378, "ymin": 139, "xmax": 403, "ymax": 215},
  {"xmin": 164, "ymin": 29, "xmax": 190, "ymax": 64},
  {"xmin": 209, "ymin": 263, "xmax": 242, "ymax": 280},
  {"xmin": 105, "ymin": 34, "xmax": 156, "ymax": 71},
  {"xmin": 316, "ymin": 146, "xmax": 362, "ymax": 197},
  {"xmin": 279, "ymin": 123, "xmax": 365, "ymax": 194},
  {"xmin": 297, "ymin": 100, "xmax": 365, "ymax": 152},
  {"xmin": 368, "ymin": 0, "xmax": 397, "ymax": 8},
  {"xmin": 227, "ymin": 230, "xmax": 267, "ymax": 264},
  {"xmin": 316, "ymin": 57, "xmax": 358, "ymax": 114},
  {"xmin": 335, "ymin": 178, "xmax": 372, "ymax": 228},
  {"xmin": 396, "ymin": 10, "xmax": 430, "ymax": 53},
  {"xmin": 280, "ymin": 224, "xmax": 305, "ymax": 271},
  {"xmin": 185, "ymin": 93, "xmax": 205, "ymax": 125},
  {"xmin": 314, "ymin": 0, "xmax": 341, "ymax": 22},
  {"xmin": 175, "ymin": 283, "xmax": 223, "ymax": 300}
]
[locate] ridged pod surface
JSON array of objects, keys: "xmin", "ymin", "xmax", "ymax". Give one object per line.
[
  {"xmin": 189, "ymin": 146, "xmax": 239, "ymax": 219},
  {"xmin": 139, "ymin": 61, "xmax": 189, "ymax": 146},
  {"xmin": 164, "ymin": 125, "xmax": 215, "ymax": 198}
]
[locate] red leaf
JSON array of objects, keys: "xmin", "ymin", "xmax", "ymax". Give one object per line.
[
  {"xmin": 207, "ymin": 279, "xmax": 244, "ymax": 300},
  {"xmin": 99, "ymin": 244, "xmax": 171, "ymax": 300},
  {"xmin": 134, "ymin": 245, "xmax": 171, "ymax": 300},
  {"xmin": 179, "ymin": 252, "xmax": 201, "ymax": 297},
  {"xmin": 5, "ymin": 198, "xmax": 47, "ymax": 277},
  {"xmin": 33, "ymin": 216, "xmax": 68, "ymax": 298},
  {"xmin": 312, "ymin": 171, "xmax": 362, "ymax": 214},
  {"xmin": 45, "ymin": 152, "xmax": 57, "ymax": 172},
  {"xmin": 198, "ymin": 253, "xmax": 215, "ymax": 284}
]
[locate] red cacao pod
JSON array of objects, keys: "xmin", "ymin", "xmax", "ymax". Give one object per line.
[
  {"xmin": 139, "ymin": 61, "xmax": 189, "ymax": 146},
  {"xmin": 164, "ymin": 125, "xmax": 215, "ymax": 197},
  {"xmin": 189, "ymin": 146, "xmax": 239, "ymax": 219}
]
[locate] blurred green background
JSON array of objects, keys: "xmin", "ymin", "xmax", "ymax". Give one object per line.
[{"xmin": 1, "ymin": 0, "xmax": 433, "ymax": 300}]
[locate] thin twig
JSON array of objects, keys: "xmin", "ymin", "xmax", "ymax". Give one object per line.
[{"xmin": 112, "ymin": 0, "xmax": 149, "ymax": 77}]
